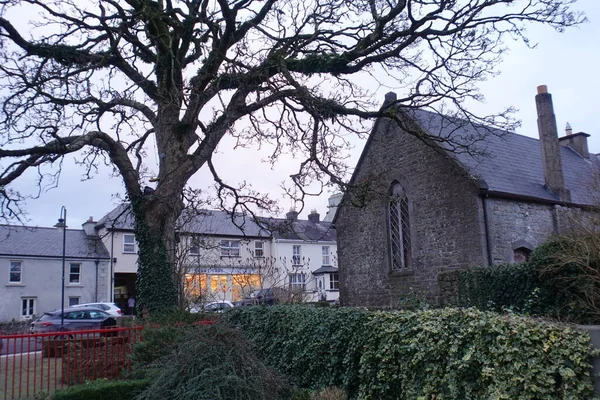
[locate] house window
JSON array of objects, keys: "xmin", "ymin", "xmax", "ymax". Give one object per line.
[
  {"xmin": 329, "ymin": 273, "xmax": 339, "ymax": 290},
  {"xmin": 289, "ymin": 272, "xmax": 306, "ymax": 290},
  {"xmin": 69, "ymin": 263, "xmax": 81, "ymax": 284},
  {"xmin": 389, "ymin": 182, "xmax": 412, "ymax": 270},
  {"xmin": 189, "ymin": 240, "xmax": 200, "ymax": 256},
  {"xmin": 21, "ymin": 298, "xmax": 35, "ymax": 319},
  {"xmin": 221, "ymin": 240, "xmax": 240, "ymax": 257},
  {"xmin": 254, "ymin": 241, "xmax": 264, "ymax": 257},
  {"xmin": 292, "ymin": 245, "xmax": 302, "ymax": 266},
  {"xmin": 123, "ymin": 234, "xmax": 136, "ymax": 253},
  {"xmin": 322, "ymin": 246, "xmax": 331, "ymax": 266},
  {"xmin": 513, "ymin": 247, "xmax": 532, "ymax": 264},
  {"xmin": 9, "ymin": 261, "xmax": 22, "ymax": 283},
  {"xmin": 69, "ymin": 297, "xmax": 80, "ymax": 306}
]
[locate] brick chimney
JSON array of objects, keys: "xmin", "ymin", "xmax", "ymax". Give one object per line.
[
  {"xmin": 535, "ymin": 85, "xmax": 571, "ymax": 202},
  {"xmin": 559, "ymin": 122, "xmax": 590, "ymax": 159},
  {"xmin": 308, "ymin": 209, "xmax": 320, "ymax": 223}
]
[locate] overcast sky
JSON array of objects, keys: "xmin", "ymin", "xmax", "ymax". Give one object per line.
[{"xmin": 8, "ymin": 0, "xmax": 600, "ymax": 228}]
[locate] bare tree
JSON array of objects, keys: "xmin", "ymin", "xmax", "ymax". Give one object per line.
[{"xmin": 0, "ymin": 0, "xmax": 583, "ymax": 311}]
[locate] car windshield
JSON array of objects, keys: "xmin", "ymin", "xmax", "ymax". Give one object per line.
[{"xmin": 38, "ymin": 313, "xmax": 54, "ymax": 321}]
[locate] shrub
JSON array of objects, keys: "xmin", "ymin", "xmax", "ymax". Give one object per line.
[
  {"xmin": 51, "ymin": 379, "xmax": 149, "ymax": 400},
  {"xmin": 135, "ymin": 322, "xmax": 293, "ymax": 400},
  {"xmin": 447, "ymin": 236, "xmax": 600, "ymax": 323},
  {"xmin": 224, "ymin": 305, "xmax": 595, "ymax": 400}
]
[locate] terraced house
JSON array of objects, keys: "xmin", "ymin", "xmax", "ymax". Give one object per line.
[{"xmin": 0, "ymin": 223, "xmax": 110, "ymax": 321}]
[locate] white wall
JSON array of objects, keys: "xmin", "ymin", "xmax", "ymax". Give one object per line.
[
  {"xmin": 270, "ymin": 240, "xmax": 338, "ymax": 302},
  {"xmin": 0, "ymin": 257, "xmax": 110, "ymax": 321}
]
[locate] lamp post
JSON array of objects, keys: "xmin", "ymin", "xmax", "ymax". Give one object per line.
[{"xmin": 58, "ymin": 206, "xmax": 67, "ymax": 328}]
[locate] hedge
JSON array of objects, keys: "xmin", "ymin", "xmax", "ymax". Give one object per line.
[
  {"xmin": 445, "ymin": 239, "xmax": 596, "ymax": 323},
  {"xmin": 224, "ymin": 305, "xmax": 595, "ymax": 400},
  {"xmin": 51, "ymin": 379, "xmax": 150, "ymax": 400}
]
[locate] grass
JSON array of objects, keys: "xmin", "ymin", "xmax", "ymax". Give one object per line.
[{"xmin": 0, "ymin": 352, "xmax": 63, "ymax": 400}]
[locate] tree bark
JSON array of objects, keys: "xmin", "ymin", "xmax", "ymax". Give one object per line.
[{"xmin": 131, "ymin": 193, "xmax": 183, "ymax": 313}]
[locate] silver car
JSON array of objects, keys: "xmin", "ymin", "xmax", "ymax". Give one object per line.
[{"xmin": 31, "ymin": 307, "xmax": 117, "ymax": 334}]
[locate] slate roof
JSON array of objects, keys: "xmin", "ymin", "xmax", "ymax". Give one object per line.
[
  {"xmin": 0, "ymin": 225, "xmax": 110, "ymax": 259},
  {"xmin": 97, "ymin": 204, "xmax": 271, "ymax": 238},
  {"xmin": 407, "ymin": 109, "xmax": 600, "ymax": 205},
  {"xmin": 312, "ymin": 266, "xmax": 338, "ymax": 275},
  {"xmin": 263, "ymin": 218, "xmax": 337, "ymax": 242}
]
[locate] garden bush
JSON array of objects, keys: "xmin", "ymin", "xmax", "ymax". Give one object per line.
[
  {"xmin": 224, "ymin": 305, "xmax": 595, "ymax": 400},
  {"xmin": 133, "ymin": 322, "xmax": 293, "ymax": 400},
  {"xmin": 448, "ymin": 237, "xmax": 600, "ymax": 323},
  {"xmin": 51, "ymin": 379, "xmax": 149, "ymax": 400}
]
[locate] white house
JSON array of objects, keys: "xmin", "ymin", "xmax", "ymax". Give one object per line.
[
  {"xmin": 0, "ymin": 223, "xmax": 111, "ymax": 321},
  {"xmin": 94, "ymin": 202, "xmax": 338, "ymax": 306}
]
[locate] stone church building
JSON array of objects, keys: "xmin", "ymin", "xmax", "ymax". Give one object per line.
[{"xmin": 335, "ymin": 86, "xmax": 600, "ymax": 307}]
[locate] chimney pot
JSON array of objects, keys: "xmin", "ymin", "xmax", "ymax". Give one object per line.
[
  {"xmin": 565, "ymin": 122, "xmax": 572, "ymax": 136},
  {"xmin": 308, "ymin": 209, "xmax": 320, "ymax": 223},
  {"xmin": 537, "ymin": 85, "xmax": 548, "ymax": 94}
]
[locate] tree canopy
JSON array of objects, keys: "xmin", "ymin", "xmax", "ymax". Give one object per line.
[{"xmin": 0, "ymin": 0, "xmax": 584, "ymax": 310}]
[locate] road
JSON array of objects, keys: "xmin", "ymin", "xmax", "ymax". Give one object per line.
[{"xmin": 0, "ymin": 336, "xmax": 41, "ymax": 356}]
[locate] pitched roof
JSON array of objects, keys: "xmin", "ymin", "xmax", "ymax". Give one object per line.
[
  {"xmin": 263, "ymin": 218, "xmax": 337, "ymax": 242},
  {"xmin": 0, "ymin": 225, "xmax": 110, "ymax": 259},
  {"xmin": 406, "ymin": 110, "xmax": 600, "ymax": 205},
  {"xmin": 97, "ymin": 204, "xmax": 271, "ymax": 238}
]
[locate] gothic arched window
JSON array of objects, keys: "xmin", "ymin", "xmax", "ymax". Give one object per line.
[{"xmin": 389, "ymin": 182, "xmax": 412, "ymax": 270}]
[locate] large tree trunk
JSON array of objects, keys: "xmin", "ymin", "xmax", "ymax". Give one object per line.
[{"xmin": 131, "ymin": 194, "xmax": 183, "ymax": 313}]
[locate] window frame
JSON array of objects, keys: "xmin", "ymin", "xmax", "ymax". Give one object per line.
[
  {"xmin": 388, "ymin": 182, "xmax": 412, "ymax": 271},
  {"xmin": 254, "ymin": 241, "xmax": 264, "ymax": 258},
  {"xmin": 21, "ymin": 297, "xmax": 35, "ymax": 319},
  {"xmin": 322, "ymin": 246, "xmax": 331, "ymax": 266},
  {"xmin": 289, "ymin": 272, "xmax": 306, "ymax": 290},
  {"xmin": 68, "ymin": 297, "xmax": 80, "ymax": 307},
  {"xmin": 9, "ymin": 260, "xmax": 22, "ymax": 283},
  {"xmin": 69, "ymin": 263, "xmax": 81, "ymax": 284},
  {"xmin": 292, "ymin": 245, "xmax": 302, "ymax": 266},
  {"xmin": 189, "ymin": 239, "xmax": 200, "ymax": 256},
  {"xmin": 220, "ymin": 240, "xmax": 241, "ymax": 257},
  {"xmin": 329, "ymin": 273, "xmax": 339, "ymax": 290},
  {"xmin": 123, "ymin": 234, "xmax": 136, "ymax": 254}
]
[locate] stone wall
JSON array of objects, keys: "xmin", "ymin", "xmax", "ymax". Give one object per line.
[
  {"xmin": 486, "ymin": 198, "xmax": 557, "ymax": 263},
  {"xmin": 0, "ymin": 320, "xmax": 30, "ymax": 334},
  {"xmin": 337, "ymin": 117, "xmax": 488, "ymax": 308}
]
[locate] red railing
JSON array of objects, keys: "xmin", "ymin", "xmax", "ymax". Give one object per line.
[{"xmin": 0, "ymin": 327, "xmax": 142, "ymax": 400}]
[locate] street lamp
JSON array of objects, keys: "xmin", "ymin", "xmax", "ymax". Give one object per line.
[{"xmin": 57, "ymin": 206, "xmax": 67, "ymax": 328}]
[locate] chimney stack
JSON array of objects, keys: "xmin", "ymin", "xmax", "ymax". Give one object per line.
[
  {"xmin": 308, "ymin": 209, "xmax": 320, "ymax": 223},
  {"xmin": 535, "ymin": 85, "xmax": 571, "ymax": 202},
  {"xmin": 82, "ymin": 216, "xmax": 97, "ymax": 236},
  {"xmin": 286, "ymin": 209, "xmax": 298, "ymax": 221},
  {"xmin": 558, "ymin": 122, "xmax": 590, "ymax": 159}
]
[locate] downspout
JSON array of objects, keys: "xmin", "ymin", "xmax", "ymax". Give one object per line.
[
  {"xmin": 110, "ymin": 228, "xmax": 115, "ymax": 302},
  {"xmin": 95, "ymin": 260, "xmax": 99, "ymax": 302},
  {"xmin": 481, "ymin": 194, "xmax": 493, "ymax": 266}
]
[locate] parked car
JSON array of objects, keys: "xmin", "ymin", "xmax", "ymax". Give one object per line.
[
  {"xmin": 30, "ymin": 307, "xmax": 117, "ymax": 334},
  {"xmin": 255, "ymin": 287, "xmax": 289, "ymax": 305},
  {"xmin": 71, "ymin": 302, "xmax": 122, "ymax": 316},
  {"xmin": 190, "ymin": 301, "xmax": 235, "ymax": 313}
]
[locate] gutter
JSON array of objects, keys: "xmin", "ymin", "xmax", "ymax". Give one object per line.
[{"xmin": 482, "ymin": 189, "xmax": 597, "ymax": 210}]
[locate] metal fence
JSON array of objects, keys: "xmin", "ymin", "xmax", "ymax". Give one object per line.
[{"xmin": 0, "ymin": 327, "xmax": 142, "ymax": 400}]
